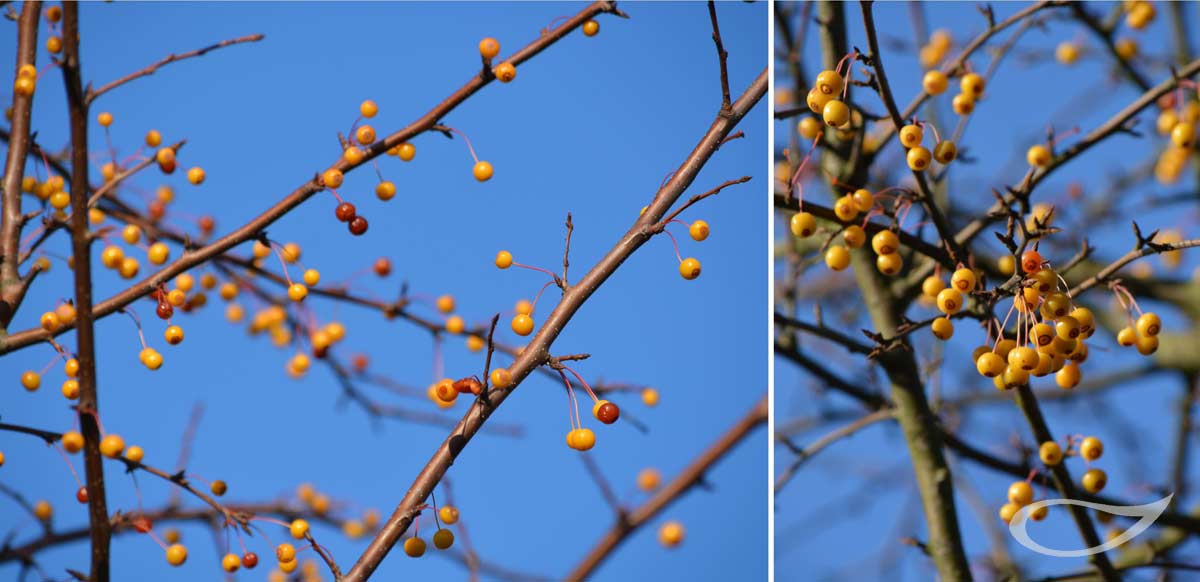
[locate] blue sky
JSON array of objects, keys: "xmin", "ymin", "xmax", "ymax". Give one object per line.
[
  {"xmin": 1, "ymin": 2, "xmax": 767, "ymax": 580},
  {"xmin": 775, "ymin": 1, "xmax": 1199, "ymax": 580}
]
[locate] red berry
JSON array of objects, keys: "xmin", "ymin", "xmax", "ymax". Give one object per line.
[
  {"xmin": 133, "ymin": 516, "xmax": 153, "ymax": 533},
  {"xmin": 76, "ymin": 487, "xmax": 88, "ymax": 503},
  {"xmin": 349, "ymin": 216, "xmax": 369, "ymax": 235},
  {"xmin": 597, "ymin": 402, "xmax": 620, "ymax": 424},
  {"xmin": 242, "ymin": 552, "xmax": 258, "ymax": 569},
  {"xmin": 156, "ymin": 303, "xmax": 174, "ymax": 320},
  {"xmin": 1021, "ymin": 250, "xmax": 1043, "ymax": 274},
  {"xmin": 335, "ymin": 202, "xmax": 357, "ymax": 222}
]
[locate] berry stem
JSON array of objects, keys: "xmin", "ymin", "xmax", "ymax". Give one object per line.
[
  {"xmin": 663, "ymin": 229, "xmax": 683, "ymax": 263},
  {"xmin": 55, "ymin": 443, "xmax": 84, "ymax": 487},
  {"xmin": 565, "ymin": 366, "xmax": 599, "ymax": 403},
  {"xmin": 444, "ymin": 126, "xmax": 481, "ymax": 164}
]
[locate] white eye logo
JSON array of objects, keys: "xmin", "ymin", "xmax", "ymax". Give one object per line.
[{"xmin": 1009, "ymin": 494, "xmax": 1173, "ymax": 557}]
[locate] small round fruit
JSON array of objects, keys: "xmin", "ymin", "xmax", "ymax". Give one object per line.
[
  {"xmin": 594, "ymin": 400, "xmax": 620, "ymax": 424},
  {"xmin": 936, "ymin": 288, "xmax": 963, "ymax": 314},
  {"xmin": 1136, "ymin": 312, "xmax": 1161, "ymax": 337},
  {"xmin": 798, "ymin": 117, "xmax": 822, "ymax": 140},
  {"xmin": 1027, "ymin": 145, "xmax": 1051, "ymax": 168},
  {"xmin": 922, "ymin": 276, "xmax": 945, "ymax": 298},
  {"xmin": 494, "ymin": 62, "xmax": 516, "ymax": 82},
  {"xmin": 1136, "ymin": 334, "xmax": 1159, "ymax": 355},
  {"xmin": 871, "ymin": 230, "xmax": 899, "ymax": 255},
  {"xmin": 356, "ymin": 125, "xmax": 376, "ymax": 145},
  {"xmin": 658, "ymin": 521, "xmax": 685, "ymax": 547},
  {"xmin": 790, "ymin": 212, "xmax": 817, "ymax": 238},
  {"xmin": 582, "ymin": 20, "xmax": 600, "ymax": 36},
  {"xmin": 931, "ymin": 317, "xmax": 954, "ymax": 340},
  {"xmin": 906, "ymin": 147, "xmax": 932, "ymax": 171},
  {"xmin": 20, "ymin": 370, "xmax": 41, "ymax": 391},
  {"xmin": 221, "ymin": 553, "xmax": 241, "ymax": 572},
  {"xmin": 290, "ymin": 519, "xmax": 309, "ymax": 539},
  {"xmin": 977, "ymin": 352, "xmax": 1005, "ymax": 378},
  {"xmin": 1080, "ymin": 436, "xmax": 1104, "ymax": 461},
  {"xmin": 822, "ymin": 100, "xmax": 850, "ymax": 127},
  {"xmin": 439, "ymin": 506, "xmax": 460, "ymax": 525},
  {"xmin": 1039, "ymin": 441, "xmax": 1063, "ymax": 466},
  {"xmin": 842, "ymin": 225, "xmax": 866, "ymax": 248},
  {"xmin": 62, "ymin": 431, "xmax": 84, "ymax": 453},
  {"xmin": 479, "ymin": 37, "xmax": 501, "ymax": 59},
  {"xmin": 689, "ymin": 220, "xmax": 710, "ymax": 241},
  {"xmin": 815, "ymin": 70, "xmax": 843, "ymax": 96},
  {"xmin": 1008, "ymin": 481, "xmax": 1034, "ymax": 506},
  {"xmin": 824, "ymin": 246, "xmax": 850, "ymax": 271},
  {"xmin": 641, "ymin": 387, "xmax": 660, "ymax": 406},
  {"xmin": 511, "ymin": 314, "xmax": 534, "ymax": 336},
  {"xmin": 349, "ymin": 216, "xmax": 369, "ymax": 235},
  {"xmin": 833, "ymin": 195, "xmax": 858, "ymax": 222},
  {"xmin": 166, "ymin": 544, "xmax": 188, "ymax": 566},
  {"xmin": 187, "ymin": 167, "xmax": 205, "ymax": 185},
  {"xmin": 1021, "ymin": 249, "xmax": 1043, "ymax": 274},
  {"xmin": 323, "ymin": 168, "xmax": 344, "ymax": 189},
  {"xmin": 360, "ymin": 100, "xmax": 378, "ymax": 118},
  {"xmin": 899, "ymin": 124, "xmax": 923, "ymax": 148},
  {"xmin": 433, "ymin": 528, "xmax": 455, "ymax": 550},
  {"xmin": 126, "ymin": 445, "xmax": 144, "ymax": 463},
  {"xmin": 490, "ymin": 369, "xmax": 513, "ymax": 389},
  {"xmin": 952, "ymin": 93, "xmax": 975, "ymax": 115},
  {"xmin": 933, "ymin": 140, "xmax": 957, "ymax": 164},
  {"xmin": 473, "ymin": 161, "xmax": 494, "ymax": 181},
  {"xmin": 211, "ymin": 480, "xmax": 228, "ymax": 496},
  {"xmin": 679, "ymin": 257, "xmax": 701, "ymax": 280},
  {"xmin": 1081, "ymin": 468, "xmax": 1107, "ymax": 493},
  {"xmin": 164, "ymin": 325, "xmax": 184, "ymax": 345},
  {"xmin": 404, "ymin": 537, "xmax": 427, "ymax": 557},
  {"xmin": 876, "ymin": 252, "xmax": 903, "ymax": 275},
  {"xmin": 1056, "ymin": 362, "xmax": 1081, "ymax": 389},
  {"xmin": 1171, "ymin": 123, "xmax": 1196, "ymax": 149},
  {"xmin": 376, "ymin": 181, "xmax": 397, "ymax": 201},
  {"xmin": 923, "ymin": 70, "xmax": 948, "ymax": 95},
  {"xmin": 999, "ymin": 502, "xmax": 1020, "ymax": 524},
  {"xmin": 960, "ymin": 73, "xmax": 985, "ymax": 98},
  {"xmin": 276, "ymin": 543, "xmax": 296, "ymax": 562},
  {"xmin": 288, "ymin": 283, "xmax": 308, "ymax": 302}
]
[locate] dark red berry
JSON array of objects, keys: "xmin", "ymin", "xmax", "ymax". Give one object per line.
[
  {"xmin": 335, "ymin": 202, "xmax": 356, "ymax": 222},
  {"xmin": 198, "ymin": 215, "xmax": 215, "ymax": 233},
  {"xmin": 374, "ymin": 257, "xmax": 392, "ymax": 277},
  {"xmin": 353, "ymin": 354, "xmax": 369, "ymax": 373},
  {"xmin": 349, "ymin": 215, "xmax": 368, "ymax": 235},
  {"xmin": 597, "ymin": 402, "xmax": 620, "ymax": 424},
  {"xmin": 148, "ymin": 200, "xmax": 166, "ymax": 221},
  {"xmin": 156, "ymin": 302, "xmax": 174, "ymax": 319},
  {"xmin": 76, "ymin": 486, "xmax": 88, "ymax": 503},
  {"xmin": 313, "ymin": 345, "xmax": 328, "ymax": 359},
  {"xmin": 242, "ymin": 552, "xmax": 259, "ymax": 569}
]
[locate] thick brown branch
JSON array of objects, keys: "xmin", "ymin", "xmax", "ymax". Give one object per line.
[
  {"xmin": 59, "ymin": 4, "xmax": 111, "ymax": 580},
  {"xmin": 0, "ymin": 0, "xmax": 41, "ymax": 329}
]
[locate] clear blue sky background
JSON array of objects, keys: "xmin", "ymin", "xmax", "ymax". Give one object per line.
[
  {"xmin": 776, "ymin": 2, "xmax": 1199, "ymax": 580},
  {"xmin": 1, "ymin": 2, "xmax": 766, "ymax": 580}
]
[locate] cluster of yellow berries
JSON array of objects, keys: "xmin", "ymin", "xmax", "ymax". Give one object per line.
[
  {"xmin": 1154, "ymin": 97, "xmax": 1198, "ymax": 184},
  {"xmin": 917, "ymin": 29, "xmax": 953, "ymax": 69},
  {"xmin": 899, "ymin": 120, "xmax": 956, "ymax": 171},
  {"xmin": 14, "ymin": 62, "xmax": 36, "ymax": 97},
  {"xmin": 805, "ymin": 69, "xmax": 851, "ymax": 130},
  {"xmin": 999, "ymin": 436, "xmax": 1108, "ymax": 524},
  {"xmin": 21, "ymin": 352, "xmax": 86, "ymax": 400},
  {"xmin": 403, "ymin": 505, "xmax": 460, "ymax": 558}
]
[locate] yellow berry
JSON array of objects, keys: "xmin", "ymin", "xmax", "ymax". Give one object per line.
[{"xmin": 679, "ymin": 257, "xmax": 701, "ymax": 280}]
